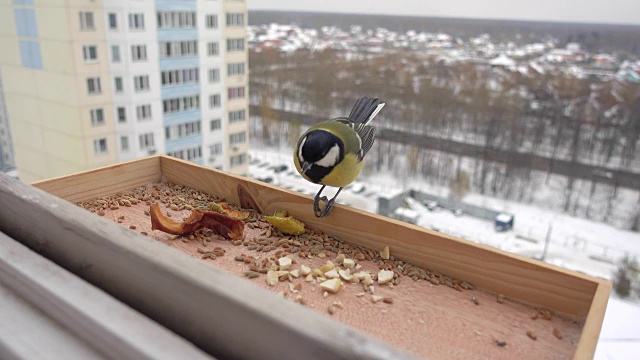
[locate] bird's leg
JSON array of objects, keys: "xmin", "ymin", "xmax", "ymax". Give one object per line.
[
  {"xmin": 313, "ymin": 185, "xmax": 328, "ymax": 217},
  {"xmin": 314, "ymin": 186, "xmax": 343, "ymax": 218}
]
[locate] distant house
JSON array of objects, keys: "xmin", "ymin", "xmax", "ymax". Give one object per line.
[
  {"xmin": 489, "ymin": 54, "xmax": 516, "ymax": 67},
  {"xmin": 616, "ymin": 62, "xmax": 640, "ymax": 83},
  {"xmin": 617, "ymin": 69, "xmax": 640, "ymax": 83}
]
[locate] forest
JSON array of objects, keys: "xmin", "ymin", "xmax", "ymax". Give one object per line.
[{"xmin": 248, "ymin": 48, "xmax": 640, "ymax": 231}]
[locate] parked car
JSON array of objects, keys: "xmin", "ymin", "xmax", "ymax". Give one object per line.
[
  {"xmin": 423, "ymin": 200, "xmax": 438, "ymax": 211},
  {"xmin": 273, "ymin": 165, "xmax": 288, "ymax": 173},
  {"xmin": 351, "ymin": 183, "xmax": 366, "ymax": 194},
  {"xmin": 495, "ymin": 213, "xmax": 514, "ymax": 232}
]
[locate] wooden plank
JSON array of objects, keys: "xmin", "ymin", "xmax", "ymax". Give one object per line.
[
  {"xmin": 574, "ymin": 282, "xmax": 612, "ymax": 359},
  {"xmin": 0, "ymin": 282, "xmax": 106, "ymax": 360},
  {"xmin": 0, "ymin": 231, "xmax": 214, "ymax": 360},
  {"xmin": 31, "ymin": 156, "xmax": 162, "ymax": 204},
  {"xmin": 159, "ymin": 155, "xmax": 607, "ymax": 319},
  {"xmin": 0, "ymin": 173, "xmax": 415, "ymax": 360}
]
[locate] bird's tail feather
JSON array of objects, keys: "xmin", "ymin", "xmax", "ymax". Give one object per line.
[{"xmin": 348, "ymin": 97, "xmax": 385, "ymax": 125}]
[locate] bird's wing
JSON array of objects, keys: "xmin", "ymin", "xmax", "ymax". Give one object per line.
[
  {"xmin": 355, "ymin": 124, "xmax": 376, "ymax": 160},
  {"xmin": 333, "ymin": 118, "xmax": 376, "ymax": 160}
]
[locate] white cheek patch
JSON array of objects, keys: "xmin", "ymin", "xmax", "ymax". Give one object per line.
[
  {"xmin": 315, "ymin": 144, "xmax": 340, "ymax": 168},
  {"xmin": 298, "ymin": 137, "xmax": 306, "ymax": 163}
]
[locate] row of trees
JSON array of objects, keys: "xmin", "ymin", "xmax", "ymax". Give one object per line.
[{"xmin": 249, "ymin": 48, "xmax": 640, "ymax": 230}]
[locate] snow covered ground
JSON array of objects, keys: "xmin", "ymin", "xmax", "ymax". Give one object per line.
[{"xmin": 248, "ymin": 147, "xmax": 640, "ymax": 359}]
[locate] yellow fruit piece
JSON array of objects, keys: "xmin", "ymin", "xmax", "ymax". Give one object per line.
[
  {"xmin": 208, "ymin": 202, "xmax": 250, "ymax": 221},
  {"xmin": 265, "ymin": 211, "xmax": 306, "ymax": 235}
]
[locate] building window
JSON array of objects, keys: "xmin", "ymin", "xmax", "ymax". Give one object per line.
[
  {"xmin": 226, "ymin": 13, "xmax": 244, "ymax": 27},
  {"xmin": 159, "ymin": 41, "xmax": 198, "ymax": 58},
  {"xmin": 230, "ymin": 153, "xmax": 247, "ymax": 167},
  {"xmin": 128, "ymin": 13, "xmax": 145, "ymax": 30},
  {"xmin": 167, "ymin": 146, "xmax": 201, "ymax": 161},
  {"xmin": 18, "ymin": 40, "xmax": 42, "ymax": 69},
  {"xmin": 228, "ymin": 86, "xmax": 245, "ymax": 100},
  {"xmin": 226, "ymin": 38, "xmax": 245, "ymax": 52},
  {"xmin": 79, "ymin": 12, "xmax": 95, "ymax": 31},
  {"xmin": 90, "ymin": 108, "xmax": 104, "ymax": 126},
  {"xmin": 87, "ymin": 77, "xmax": 102, "ymax": 95},
  {"xmin": 82, "ymin": 45, "xmax": 97, "ymax": 62},
  {"xmin": 165, "ymin": 121, "xmax": 201, "ymax": 141},
  {"xmin": 229, "ymin": 131, "xmax": 246, "ymax": 146},
  {"xmin": 139, "ymin": 133, "xmax": 155, "ymax": 150},
  {"xmin": 157, "ymin": 12, "xmax": 196, "ymax": 28},
  {"xmin": 114, "ymin": 77, "xmax": 123, "ymax": 93},
  {"xmin": 93, "ymin": 138, "xmax": 107, "ymax": 155},
  {"xmin": 210, "ymin": 118, "xmax": 221, "ymax": 131},
  {"xmin": 161, "ymin": 68, "xmax": 199, "ymax": 86},
  {"xmin": 163, "ymin": 95, "xmax": 200, "ymax": 114},
  {"xmin": 111, "ymin": 45, "xmax": 121, "ymax": 62},
  {"xmin": 131, "ymin": 45, "xmax": 147, "ymax": 61},
  {"xmin": 207, "ymin": 42, "xmax": 219, "ymax": 56},
  {"xmin": 136, "ymin": 104, "xmax": 152, "ymax": 121},
  {"xmin": 227, "ymin": 63, "xmax": 245, "ymax": 76},
  {"xmin": 209, "ymin": 94, "xmax": 221, "ymax": 108},
  {"xmin": 168, "ymin": 150, "xmax": 184, "ymax": 160},
  {"xmin": 186, "ymin": 146, "xmax": 202, "ymax": 161},
  {"xmin": 120, "ymin": 136, "xmax": 129, "ymax": 151},
  {"xmin": 205, "ymin": 15, "xmax": 218, "ymax": 28},
  {"xmin": 208, "ymin": 68, "xmax": 220, "ymax": 83},
  {"xmin": 117, "ymin": 107, "xmax": 126, "ymax": 123},
  {"xmin": 229, "ymin": 109, "xmax": 246, "ymax": 123},
  {"xmin": 134, "ymin": 75, "xmax": 150, "ymax": 92},
  {"xmin": 209, "ymin": 143, "xmax": 222, "ymax": 156},
  {"xmin": 108, "ymin": 13, "xmax": 117, "ymax": 29}
]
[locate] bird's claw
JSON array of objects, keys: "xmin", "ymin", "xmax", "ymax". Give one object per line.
[{"xmin": 313, "ymin": 197, "xmax": 335, "ymax": 218}]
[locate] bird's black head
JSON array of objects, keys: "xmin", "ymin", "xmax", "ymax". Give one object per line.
[{"xmin": 297, "ymin": 130, "xmax": 344, "ymax": 183}]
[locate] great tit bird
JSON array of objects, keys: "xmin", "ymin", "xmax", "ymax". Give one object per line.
[{"xmin": 294, "ymin": 97, "xmax": 385, "ymax": 217}]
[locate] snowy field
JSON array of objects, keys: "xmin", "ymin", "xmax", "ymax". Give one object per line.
[{"xmin": 248, "ymin": 147, "xmax": 640, "ymax": 359}]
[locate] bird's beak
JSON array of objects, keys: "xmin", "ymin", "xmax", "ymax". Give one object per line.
[{"xmin": 302, "ymin": 161, "xmax": 312, "ymax": 173}]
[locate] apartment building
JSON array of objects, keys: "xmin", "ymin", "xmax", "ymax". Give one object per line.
[
  {"xmin": 0, "ymin": 0, "xmax": 249, "ymax": 183},
  {"xmin": 0, "ymin": 73, "xmax": 15, "ymax": 172}
]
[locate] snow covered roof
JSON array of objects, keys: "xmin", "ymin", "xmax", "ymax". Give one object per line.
[
  {"xmin": 393, "ymin": 207, "xmax": 419, "ymax": 219},
  {"xmin": 489, "ymin": 54, "xmax": 516, "ymax": 67}
]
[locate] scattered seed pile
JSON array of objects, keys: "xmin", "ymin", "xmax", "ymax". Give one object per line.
[{"xmin": 77, "ymin": 182, "xmax": 582, "ymax": 359}]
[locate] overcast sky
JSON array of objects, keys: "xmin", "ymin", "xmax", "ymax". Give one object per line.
[{"xmin": 247, "ymin": 0, "xmax": 640, "ymax": 25}]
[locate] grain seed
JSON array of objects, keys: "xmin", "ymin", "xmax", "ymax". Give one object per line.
[
  {"xmin": 526, "ymin": 331, "xmax": 537, "ymax": 340},
  {"xmin": 530, "ymin": 312, "xmax": 539, "ymax": 320},
  {"xmin": 553, "ymin": 327, "xmax": 563, "ymax": 339}
]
